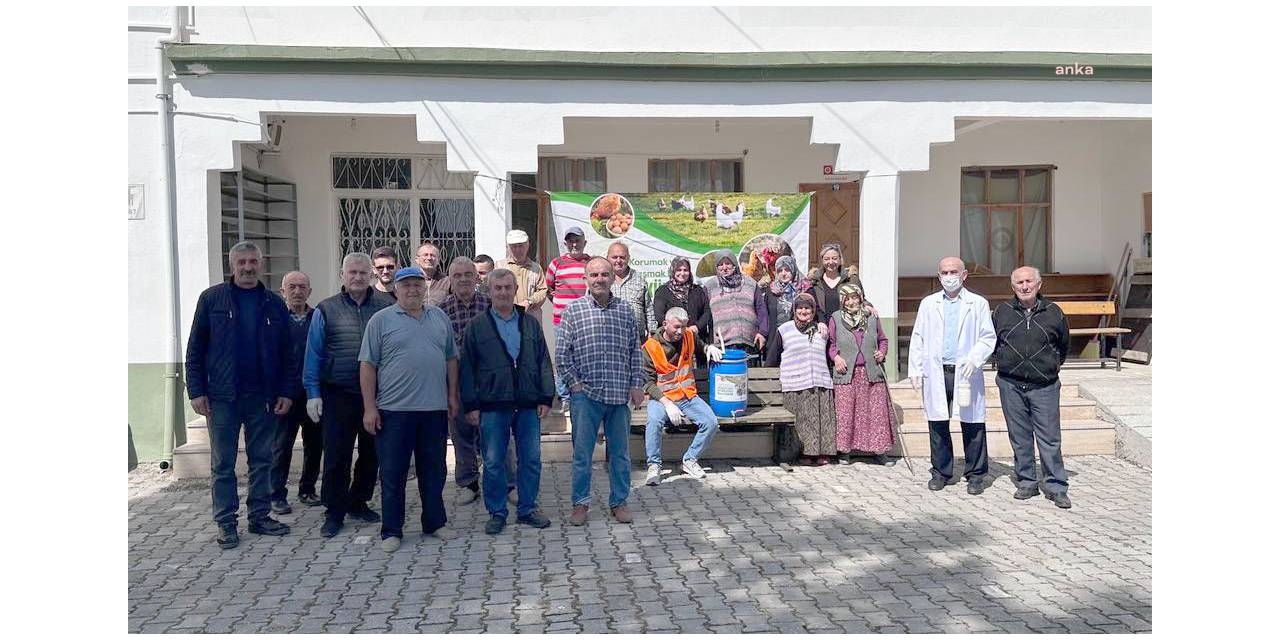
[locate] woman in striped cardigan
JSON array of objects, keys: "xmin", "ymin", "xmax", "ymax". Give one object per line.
[{"xmin": 764, "ymin": 293, "xmax": 839, "ymax": 465}]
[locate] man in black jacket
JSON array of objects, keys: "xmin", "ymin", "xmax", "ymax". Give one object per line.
[
  {"xmin": 269, "ymin": 271, "xmax": 322, "ymax": 514},
  {"xmin": 304, "ymin": 253, "xmax": 395, "ymax": 537},
  {"xmin": 992, "ymin": 266, "xmax": 1073, "ymax": 509},
  {"xmin": 186, "ymin": 241, "xmax": 296, "ymax": 549},
  {"xmin": 459, "ymin": 268, "xmax": 555, "ymax": 534}
]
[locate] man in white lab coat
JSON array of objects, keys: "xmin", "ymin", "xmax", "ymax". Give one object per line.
[{"xmin": 908, "ymin": 257, "xmax": 997, "ymax": 495}]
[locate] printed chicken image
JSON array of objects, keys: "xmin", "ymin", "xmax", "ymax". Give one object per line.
[
  {"xmin": 592, "ymin": 193, "xmax": 622, "ymax": 220},
  {"xmin": 740, "ymin": 249, "xmax": 765, "ymax": 281},
  {"xmin": 694, "ymin": 206, "xmax": 708, "ymax": 222}
]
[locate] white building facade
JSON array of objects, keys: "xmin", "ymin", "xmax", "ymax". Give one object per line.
[{"xmin": 128, "ymin": 6, "xmax": 1151, "ymax": 462}]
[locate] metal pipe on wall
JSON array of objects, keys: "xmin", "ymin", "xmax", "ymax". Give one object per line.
[{"xmin": 156, "ymin": 6, "xmax": 189, "ymax": 470}]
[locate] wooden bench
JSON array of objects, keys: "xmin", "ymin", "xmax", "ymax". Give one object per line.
[
  {"xmin": 629, "ymin": 367, "xmax": 795, "ymax": 449},
  {"xmin": 1058, "ymin": 300, "xmax": 1132, "ymax": 370}
]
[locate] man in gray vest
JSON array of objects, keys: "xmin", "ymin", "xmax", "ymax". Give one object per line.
[{"xmin": 303, "ymin": 252, "xmax": 395, "ymax": 538}]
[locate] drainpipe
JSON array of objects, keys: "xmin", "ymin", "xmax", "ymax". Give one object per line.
[{"xmin": 156, "ymin": 6, "xmax": 188, "ymax": 470}]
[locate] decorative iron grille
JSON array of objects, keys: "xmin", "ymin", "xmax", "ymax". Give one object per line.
[
  {"xmin": 337, "ymin": 198, "xmax": 413, "ymax": 266},
  {"xmin": 420, "ymin": 198, "xmax": 475, "ymax": 265},
  {"xmin": 332, "ymin": 157, "xmax": 412, "ymax": 190},
  {"xmin": 413, "ymin": 156, "xmax": 475, "ymax": 191}
]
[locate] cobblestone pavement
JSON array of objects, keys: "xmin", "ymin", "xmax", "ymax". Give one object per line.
[{"xmin": 128, "ymin": 455, "xmax": 1151, "ymax": 633}]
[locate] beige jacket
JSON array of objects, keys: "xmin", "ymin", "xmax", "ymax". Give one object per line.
[{"xmin": 495, "ymin": 257, "xmax": 548, "ymax": 319}]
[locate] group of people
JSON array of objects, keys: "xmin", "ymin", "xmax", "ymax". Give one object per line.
[{"xmin": 185, "ymin": 227, "xmax": 1074, "ymax": 552}]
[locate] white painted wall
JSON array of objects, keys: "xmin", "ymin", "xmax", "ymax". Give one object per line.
[
  {"xmin": 898, "ymin": 119, "xmax": 1151, "ymax": 276},
  {"xmin": 182, "ymin": 6, "xmax": 1150, "ymax": 54}
]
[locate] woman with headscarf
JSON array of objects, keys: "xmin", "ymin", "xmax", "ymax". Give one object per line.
[
  {"xmin": 808, "ymin": 243, "xmax": 866, "ymax": 323},
  {"xmin": 765, "ymin": 293, "xmax": 838, "ymax": 465},
  {"xmin": 762, "ymin": 255, "xmax": 811, "ymax": 363},
  {"xmin": 828, "ymin": 282, "xmax": 895, "ymax": 464},
  {"xmin": 652, "ymin": 256, "xmax": 712, "ymax": 340},
  {"xmin": 703, "ymin": 250, "xmax": 768, "ymax": 364}
]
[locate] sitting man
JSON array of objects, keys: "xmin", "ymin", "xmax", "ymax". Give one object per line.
[{"xmin": 642, "ymin": 307, "xmax": 724, "ymax": 485}]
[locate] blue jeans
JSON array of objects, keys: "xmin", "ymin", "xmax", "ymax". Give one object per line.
[
  {"xmin": 480, "ymin": 408, "xmax": 543, "ymax": 519},
  {"xmin": 209, "ymin": 393, "xmax": 276, "ymax": 526},
  {"xmin": 569, "ymin": 393, "xmax": 632, "ymax": 508},
  {"xmin": 554, "ymin": 372, "xmax": 570, "ymax": 407},
  {"xmin": 375, "ymin": 410, "xmax": 449, "ymax": 539},
  {"xmin": 644, "ymin": 396, "xmax": 720, "ymax": 466}
]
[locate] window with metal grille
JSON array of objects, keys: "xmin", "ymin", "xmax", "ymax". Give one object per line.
[
  {"xmin": 333, "ymin": 154, "xmax": 475, "ymax": 270},
  {"xmin": 960, "ymin": 166, "xmax": 1053, "ymax": 274}
]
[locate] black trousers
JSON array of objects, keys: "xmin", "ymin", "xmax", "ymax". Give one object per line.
[
  {"xmin": 320, "ymin": 385, "xmax": 379, "ymax": 521},
  {"xmin": 270, "ymin": 394, "xmax": 322, "ymax": 502},
  {"xmin": 927, "ymin": 365, "xmax": 988, "ymax": 482}
]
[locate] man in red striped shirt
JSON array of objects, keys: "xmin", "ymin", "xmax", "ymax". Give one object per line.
[{"xmin": 547, "ymin": 226, "xmax": 590, "ymax": 414}]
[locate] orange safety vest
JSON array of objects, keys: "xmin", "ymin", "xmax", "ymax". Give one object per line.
[{"xmin": 643, "ymin": 328, "xmax": 698, "ymax": 401}]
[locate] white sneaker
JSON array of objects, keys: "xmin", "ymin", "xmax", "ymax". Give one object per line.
[
  {"xmin": 645, "ymin": 464, "xmax": 662, "ymax": 486},
  {"xmin": 458, "ymin": 484, "xmax": 480, "ymax": 505},
  {"xmin": 381, "ymin": 536, "xmax": 401, "ymax": 552},
  {"xmin": 681, "ymin": 459, "xmax": 706, "ymax": 479}
]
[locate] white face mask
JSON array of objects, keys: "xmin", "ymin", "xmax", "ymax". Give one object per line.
[{"xmin": 940, "ymin": 274, "xmax": 962, "ymax": 293}]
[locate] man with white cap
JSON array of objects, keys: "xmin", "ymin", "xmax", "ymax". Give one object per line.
[
  {"xmin": 546, "ymin": 225, "xmax": 591, "ymax": 414},
  {"xmin": 495, "ymin": 229, "xmax": 548, "ymax": 322}
]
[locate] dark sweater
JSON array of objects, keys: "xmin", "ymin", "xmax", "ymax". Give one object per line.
[
  {"xmin": 992, "ymin": 295, "xmax": 1070, "ymax": 389},
  {"xmin": 459, "ymin": 307, "xmax": 555, "ymax": 412},
  {"xmin": 652, "ymin": 283, "xmax": 712, "ymax": 339}
]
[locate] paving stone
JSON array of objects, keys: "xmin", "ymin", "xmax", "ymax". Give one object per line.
[{"xmin": 130, "ymin": 457, "xmax": 1151, "ymax": 634}]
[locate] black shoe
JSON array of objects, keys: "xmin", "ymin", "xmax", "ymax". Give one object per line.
[
  {"xmin": 928, "ymin": 477, "xmax": 946, "ymax": 491},
  {"xmin": 320, "ymin": 517, "xmax": 343, "ymax": 538},
  {"xmin": 248, "ymin": 517, "xmax": 291, "ymax": 536},
  {"xmin": 270, "ymin": 500, "xmax": 292, "ymax": 515},
  {"xmin": 298, "ymin": 492, "xmax": 321, "ymax": 506},
  {"xmin": 484, "ymin": 515, "xmax": 506, "ymax": 535},
  {"xmin": 217, "ymin": 524, "xmax": 240, "ymax": 550},
  {"xmin": 1047, "ymin": 492, "xmax": 1072, "ymax": 509},
  {"xmin": 1014, "ymin": 486, "xmax": 1041, "ymax": 500},
  {"xmin": 348, "ymin": 505, "xmax": 381, "ymax": 523},
  {"xmin": 517, "ymin": 510, "xmax": 551, "ymax": 529},
  {"xmin": 967, "ymin": 481, "xmax": 985, "ymax": 495}
]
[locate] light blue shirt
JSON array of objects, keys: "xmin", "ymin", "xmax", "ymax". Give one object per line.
[
  {"xmin": 358, "ymin": 305, "xmax": 457, "ymax": 412},
  {"xmin": 941, "ymin": 292, "xmax": 962, "ymax": 365},
  {"xmin": 489, "ymin": 307, "xmax": 522, "ymax": 362}
]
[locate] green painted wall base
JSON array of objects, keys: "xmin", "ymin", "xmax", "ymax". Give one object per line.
[
  {"xmin": 881, "ymin": 317, "xmax": 900, "ymax": 382},
  {"xmin": 128, "ymin": 363, "xmax": 190, "ymax": 463}
]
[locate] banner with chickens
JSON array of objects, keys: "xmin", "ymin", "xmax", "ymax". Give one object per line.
[{"xmin": 548, "ymin": 191, "xmax": 813, "ymax": 293}]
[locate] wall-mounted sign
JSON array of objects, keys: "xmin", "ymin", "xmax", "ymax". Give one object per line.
[{"xmin": 129, "ymin": 184, "xmax": 145, "ymax": 220}]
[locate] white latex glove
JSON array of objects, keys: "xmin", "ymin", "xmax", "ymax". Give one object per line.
[
  {"xmin": 661, "ymin": 398, "xmax": 685, "ymax": 425},
  {"xmin": 957, "ymin": 361, "xmax": 976, "ymax": 379},
  {"xmin": 909, "ymin": 376, "xmax": 922, "ymax": 393},
  {"xmin": 705, "ymin": 344, "xmax": 724, "ymax": 362},
  {"xmin": 306, "ymin": 398, "xmax": 323, "ymax": 423}
]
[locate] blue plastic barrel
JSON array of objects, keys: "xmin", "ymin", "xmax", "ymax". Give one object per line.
[{"xmin": 708, "ymin": 348, "xmax": 750, "ymax": 418}]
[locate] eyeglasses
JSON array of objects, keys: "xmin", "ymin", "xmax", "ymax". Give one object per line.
[{"xmin": 373, "ymin": 265, "xmax": 396, "ymax": 271}]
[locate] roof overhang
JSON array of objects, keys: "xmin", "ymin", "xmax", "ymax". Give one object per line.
[{"xmin": 165, "ymin": 44, "xmax": 1151, "ymax": 82}]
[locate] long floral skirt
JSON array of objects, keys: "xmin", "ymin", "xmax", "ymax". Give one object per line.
[
  {"xmin": 834, "ymin": 366, "xmax": 896, "ymax": 455},
  {"xmin": 782, "ymin": 387, "xmax": 838, "ymax": 456}
]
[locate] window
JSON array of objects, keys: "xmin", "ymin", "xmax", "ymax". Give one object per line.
[
  {"xmin": 510, "ymin": 172, "xmax": 541, "ymax": 262},
  {"xmin": 648, "ymin": 159, "xmax": 742, "ymax": 192},
  {"xmin": 333, "ymin": 155, "xmax": 475, "ymax": 267},
  {"xmin": 538, "ymin": 157, "xmax": 606, "ymax": 192},
  {"xmin": 960, "ymin": 166, "xmax": 1052, "ymax": 274}
]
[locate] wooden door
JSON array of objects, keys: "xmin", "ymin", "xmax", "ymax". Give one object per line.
[{"xmin": 801, "ymin": 181, "xmax": 860, "ymax": 270}]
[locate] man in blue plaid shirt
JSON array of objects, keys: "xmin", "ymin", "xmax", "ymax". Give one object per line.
[{"xmin": 556, "ymin": 256, "xmax": 646, "ymax": 526}]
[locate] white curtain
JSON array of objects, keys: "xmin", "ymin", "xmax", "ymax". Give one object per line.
[
  {"xmin": 991, "ymin": 209, "xmax": 1017, "ymax": 274},
  {"xmin": 650, "ymin": 160, "xmax": 678, "ymax": 191},
  {"xmin": 682, "ymin": 160, "xmax": 712, "ymax": 192},
  {"xmin": 960, "ymin": 207, "xmax": 987, "ymax": 270},
  {"xmin": 541, "ymin": 159, "xmax": 574, "ymax": 191},
  {"xmin": 1022, "ymin": 207, "xmax": 1048, "ymax": 271}
]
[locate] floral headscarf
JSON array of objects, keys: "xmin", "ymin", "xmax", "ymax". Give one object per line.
[
  {"xmin": 791, "ymin": 293, "xmax": 820, "ymax": 341},
  {"xmin": 770, "ymin": 255, "xmax": 800, "ymax": 299},
  {"xmin": 711, "ymin": 249, "xmax": 743, "ymax": 290},
  {"xmin": 837, "ymin": 281, "xmax": 870, "ymax": 332},
  {"xmin": 665, "ymin": 256, "xmax": 693, "ymax": 303}
]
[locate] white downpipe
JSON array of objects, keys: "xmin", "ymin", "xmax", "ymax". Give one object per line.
[{"xmin": 156, "ymin": 7, "xmax": 188, "ymax": 470}]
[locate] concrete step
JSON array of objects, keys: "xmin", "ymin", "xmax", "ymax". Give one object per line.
[
  {"xmin": 890, "ymin": 419, "xmax": 1115, "ymax": 457},
  {"xmin": 894, "ymin": 396, "xmax": 1098, "ymax": 424},
  {"xmin": 886, "ymin": 381, "xmax": 1081, "ymax": 401}
]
